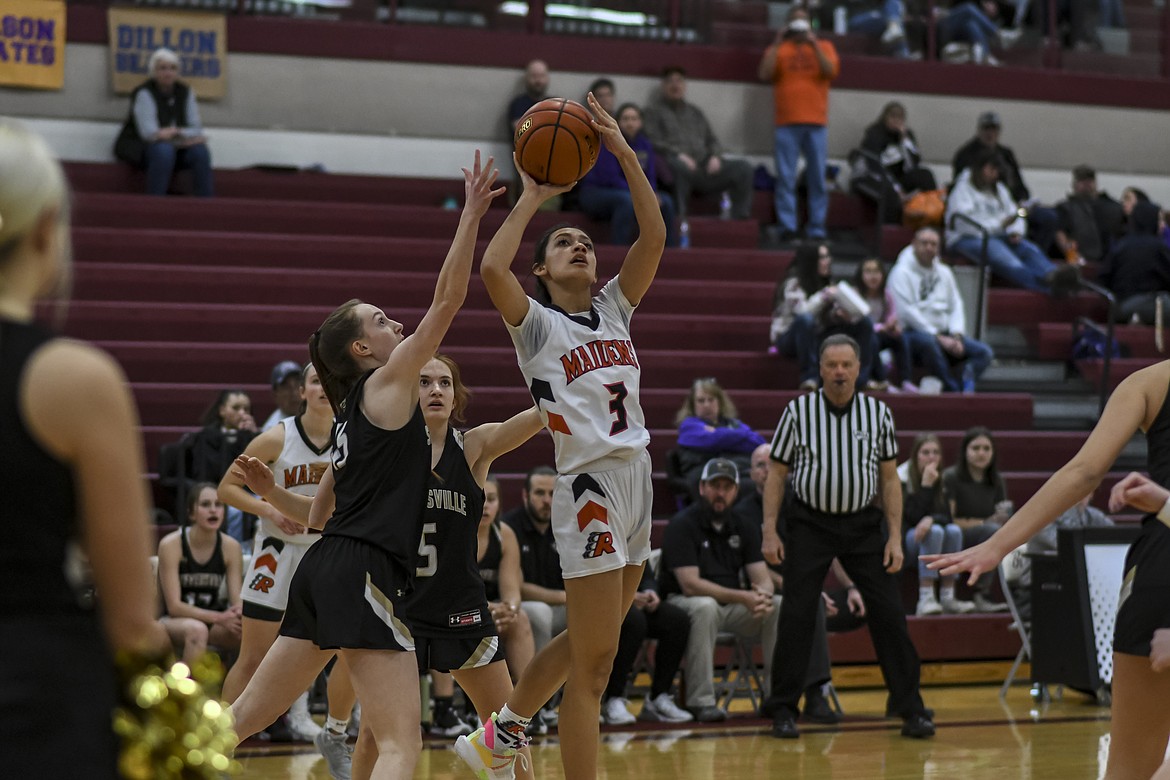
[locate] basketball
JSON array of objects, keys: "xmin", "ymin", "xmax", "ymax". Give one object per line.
[{"xmin": 513, "ymin": 98, "xmax": 600, "ymax": 186}]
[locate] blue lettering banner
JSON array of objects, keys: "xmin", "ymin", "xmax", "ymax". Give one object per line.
[
  {"xmin": 0, "ymin": 0, "xmax": 65, "ymax": 90},
  {"xmin": 107, "ymin": 7, "xmax": 227, "ymax": 99}
]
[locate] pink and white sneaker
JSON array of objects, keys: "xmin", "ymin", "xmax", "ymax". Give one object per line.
[{"xmin": 454, "ymin": 712, "xmax": 527, "ymax": 780}]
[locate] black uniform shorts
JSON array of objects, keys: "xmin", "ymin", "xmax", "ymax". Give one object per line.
[
  {"xmin": 414, "ymin": 633, "xmax": 506, "ymax": 673},
  {"xmin": 1114, "ymin": 519, "xmax": 1170, "ymax": 656},
  {"xmin": 280, "ymin": 534, "xmax": 415, "ymax": 652}
]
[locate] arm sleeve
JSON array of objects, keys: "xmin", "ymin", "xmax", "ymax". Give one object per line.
[
  {"xmin": 504, "ymin": 297, "xmax": 552, "ymax": 363},
  {"xmin": 642, "ymin": 107, "xmax": 680, "ymax": 158},
  {"xmin": 133, "ymin": 90, "xmax": 160, "ymax": 140},
  {"xmin": 945, "ymin": 270, "xmax": 967, "ymax": 335},
  {"xmin": 699, "ymin": 108, "xmax": 723, "ymax": 160},
  {"xmin": 739, "ymin": 520, "xmax": 765, "ymax": 565},
  {"xmin": 877, "ymin": 404, "xmax": 898, "ymax": 461},
  {"xmin": 678, "ymin": 418, "xmax": 764, "ymax": 451},
  {"xmin": 769, "ymin": 405, "xmax": 798, "ymax": 466},
  {"xmin": 888, "ymin": 266, "xmax": 937, "ymax": 334}
]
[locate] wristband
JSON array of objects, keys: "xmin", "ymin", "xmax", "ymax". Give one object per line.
[{"xmin": 1157, "ymin": 496, "xmax": 1170, "ymax": 527}]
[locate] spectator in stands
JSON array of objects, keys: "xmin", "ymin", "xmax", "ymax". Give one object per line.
[
  {"xmin": 577, "ymin": 103, "xmax": 679, "ymax": 248},
  {"xmin": 1099, "ymin": 201, "xmax": 1170, "ymax": 325},
  {"xmin": 889, "ymin": 228, "xmax": 994, "ymax": 393},
  {"xmin": 604, "ymin": 562, "xmax": 695, "ymax": 725},
  {"xmin": 1009, "ymin": 493, "xmax": 1114, "ymax": 622},
  {"xmin": 846, "ymin": 0, "xmax": 913, "ymax": 59},
  {"xmin": 183, "ymin": 389, "xmax": 259, "ymax": 543},
  {"xmin": 736, "ymin": 444, "xmax": 848, "ymax": 722},
  {"xmin": 757, "ymin": 7, "xmax": 840, "ymax": 241},
  {"xmin": 673, "ymin": 377, "xmax": 766, "ymax": 502},
  {"xmin": 157, "ymin": 483, "xmax": 243, "ymax": 665},
  {"xmin": 1121, "ymin": 186, "xmax": 1150, "ymax": 220},
  {"xmin": 477, "ymin": 475, "xmax": 535, "ymax": 685},
  {"xmin": 854, "ymin": 258, "xmax": 915, "ymax": 392},
  {"xmin": 771, "ymin": 242, "xmax": 878, "ymax": 391},
  {"xmin": 659, "ymin": 459, "xmax": 793, "ymax": 723},
  {"xmin": 114, "ymin": 48, "xmax": 213, "ymax": 197},
  {"xmin": 502, "ymin": 466, "xmax": 563, "ymax": 655},
  {"xmin": 943, "ymin": 426, "xmax": 1011, "ymax": 612},
  {"xmin": 643, "ymin": 66, "xmax": 754, "ymax": 220},
  {"xmin": 951, "ymin": 112, "xmax": 1058, "ymax": 252},
  {"xmin": 901, "ymin": 434, "xmax": 974, "ymax": 616},
  {"xmin": 507, "ymin": 59, "xmax": 550, "ymax": 133},
  {"xmin": 946, "ymin": 150, "xmax": 1078, "ymax": 294},
  {"xmin": 1053, "ymin": 165, "xmax": 1125, "ymax": 264},
  {"xmin": 587, "ymin": 77, "xmax": 616, "ymax": 116},
  {"xmin": 262, "ymin": 359, "xmax": 305, "ymax": 431},
  {"xmin": 936, "ymin": 0, "xmax": 1021, "ymax": 66},
  {"xmin": 850, "ymin": 102, "xmax": 937, "ymax": 224}
]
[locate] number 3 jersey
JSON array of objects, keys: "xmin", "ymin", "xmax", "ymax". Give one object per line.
[
  {"xmin": 506, "ymin": 278, "xmax": 650, "ymax": 474},
  {"xmin": 401, "ymin": 426, "xmax": 492, "ymax": 637}
]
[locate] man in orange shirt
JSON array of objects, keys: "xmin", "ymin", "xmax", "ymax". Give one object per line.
[{"xmin": 758, "ymin": 7, "xmax": 840, "ymax": 242}]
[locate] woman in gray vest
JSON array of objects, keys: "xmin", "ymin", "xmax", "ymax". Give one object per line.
[{"xmin": 114, "ymin": 47, "xmax": 214, "ymax": 197}]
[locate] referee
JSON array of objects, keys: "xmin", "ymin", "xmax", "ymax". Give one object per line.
[{"xmin": 761, "ymin": 334, "xmax": 935, "ymax": 739}]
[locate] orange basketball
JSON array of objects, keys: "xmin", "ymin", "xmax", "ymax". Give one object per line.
[{"xmin": 514, "ymin": 98, "xmax": 600, "ymax": 186}]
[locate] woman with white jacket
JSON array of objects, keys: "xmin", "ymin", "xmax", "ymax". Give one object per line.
[{"xmin": 946, "ymin": 150, "xmax": 1075, "ymax": 294}]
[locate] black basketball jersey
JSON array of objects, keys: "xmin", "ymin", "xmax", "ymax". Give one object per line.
[
  {"xmin": 174, "ymin": 529, "xmax": 229, "ymax": 612},
  {"xmin": 325, "ymin": 371, "xmax": 431, "ymax": 583},
  {"xmin": 477, "ymin": 522, "xmax": 504, "ymax": 603},
  {"xmin": 0, "ymin": 320, "xmax": 85, "ymax": 616},
  {"xmin": 402, "ymin": 427, "xmax": 494, "ymax": 637},
  {"xmin": 1146, "ymin": 372, "xmax": 1170, "ymax": 489}
]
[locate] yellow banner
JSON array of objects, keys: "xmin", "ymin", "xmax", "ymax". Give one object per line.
[
  {"xmin": 107, "ymin": 7, "xmax": 227, "ymax": 100},
  {"xmin": 0, "ymin": 0, "xmax": 66, "ymax": 90}
]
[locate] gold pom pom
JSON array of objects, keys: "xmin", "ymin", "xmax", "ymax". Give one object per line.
[{"xmin": 114, "ymin": 651, "xmax": 241, "ymax": 778}]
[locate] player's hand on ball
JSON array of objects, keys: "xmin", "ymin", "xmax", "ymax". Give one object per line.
[
  {"xmin": 513, "ymin": 152, "xmax": 576, "ymax": 204},
  {"xmin": 586, "ymin": 91, "xmax": 629, "ymax": 158},
  {"xmin": 461, "ymin": 149, "xmax": 506, "ymax": 218}
]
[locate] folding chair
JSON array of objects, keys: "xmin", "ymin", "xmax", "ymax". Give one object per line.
[
  {"xmin": 714, "ymin": 633, "xmax": 763, "ymax": 714},
  {"xmin": 999, "ymin": 545, "xmax": 1033, "ymax": 698}
]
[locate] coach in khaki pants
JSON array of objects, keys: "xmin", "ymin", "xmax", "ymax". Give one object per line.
[{"xmin": 658, "ymin": 458, "xmax": 784, "ymax": 723}]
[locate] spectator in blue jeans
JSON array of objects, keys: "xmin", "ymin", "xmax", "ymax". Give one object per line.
[
  {"xmin": 771, "ymin": 242, "xmax": 877, "ymax": 391},
  {"xmin": 936, "ymin": 1, "xmax": 1016, "ymax": 65},
  {"xmin": 577, "ymin": 103, "xmax": 678, "ymax": 247},
  {"xmin": 114, "ymin": 47, "xmax": 213, "ymax": 197},
  {"xmin": 848, "ymin": 0, "xmax": 913, "ymax": 58},
  {"xmin": 888, "ymin": 228, "xmax": 994, "ymax": 392},
  {"xmin": 946, "ymin": 151, "xmax": 1076, "ymax": 295}
]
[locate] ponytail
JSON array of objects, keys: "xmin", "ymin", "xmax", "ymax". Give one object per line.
[{"xmin": 309, "ymin": 299, "xmax": 365, "ymax": 415}]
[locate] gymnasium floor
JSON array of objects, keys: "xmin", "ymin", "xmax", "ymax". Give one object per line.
[{"xmin": 235, "ymin": 685, "xmax": 1115, "ymax": 779}]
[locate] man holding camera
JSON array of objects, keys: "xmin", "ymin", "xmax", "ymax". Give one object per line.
[{"xmin": 757, "ymin": 6, "xmax": 840, "ymax": 242}]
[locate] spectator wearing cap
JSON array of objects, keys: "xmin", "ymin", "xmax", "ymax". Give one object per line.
[
  {"xmin": 760, "ymin": 334, "xmax": 935, "ymax": 740},
  {"xmin": 262, "ymin": 360, "xmax": 305, "ymax": 431},
  {"xmin": 757, "ymin": 6, "xmax": 839, "ymax": 241},
  {"xmin": 1054, "ymin": 165, "xmax": 1125, "ymax": 264},
  {"xmin": 659, "ymin": 458, "xmax": 790, "ymax": 722},
  {"xmin": 950, "ymin": 112, "xmax": 1059, "ymax": 253}
]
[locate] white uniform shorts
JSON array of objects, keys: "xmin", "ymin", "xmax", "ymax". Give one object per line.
[
  {"xmin": 242, "ymin": 529, "xmax": 318, "ymax": 620},
  {"xmin": 553, "ymin": 450, "xmax": 653, "ymax": 580}
]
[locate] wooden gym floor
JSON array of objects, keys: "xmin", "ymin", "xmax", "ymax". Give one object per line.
[{"xmin": 235, "ymin": 684, "xmax": 1119, "ymax": 779}]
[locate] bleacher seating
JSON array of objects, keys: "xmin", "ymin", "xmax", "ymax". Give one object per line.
[{"xmin": 59, "ymin": 159, "xmax": 1160, "ymax": 677}]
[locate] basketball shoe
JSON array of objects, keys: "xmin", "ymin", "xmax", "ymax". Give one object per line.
[{"xmin": 454, "ymin": 713, "xmax": 527, "ymax": 780}]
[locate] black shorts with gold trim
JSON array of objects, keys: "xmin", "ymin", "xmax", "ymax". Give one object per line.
[{"xmin": 413, "ymin": 633, "xmax": 506, "ymax": 673}]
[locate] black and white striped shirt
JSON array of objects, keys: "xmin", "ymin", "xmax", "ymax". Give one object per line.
[{"xmin": 769, "ymin": 390, "xmax": 898, "ymax": 515}]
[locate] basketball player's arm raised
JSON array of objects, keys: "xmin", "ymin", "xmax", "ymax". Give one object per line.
[
  {"xmin": 217, "ymin": 425, "xmax": 302, "ymax": 535},
  {"xmin": 463, "ymin": 407, "xmax": 545, "ymax": 486},
  {"xmin": 365, "ymin": 150, "xmax": 505, "ymax": 426},
  {"xmin": 927, "ymin": 363, "xmax": 1163, "ymax": 583},
  {"xmin": 587, "ymin": 92, "xmax": 667, "ymax": 307},
  {"xmin": 480, "ymin": 159, "xmax": 576, "ymax": 326},
  {"xmin": 22, "ymin": 341, "xmax": 169, "ymax": 654}
]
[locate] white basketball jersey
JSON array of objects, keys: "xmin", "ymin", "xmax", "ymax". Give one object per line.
[
  {"xmin": 266, "ymin": 416, "xmax": 331, "ymax": 545},
  {"xmin": 506, "ymin": 278, "xmax": 649, "ymax": 474}
]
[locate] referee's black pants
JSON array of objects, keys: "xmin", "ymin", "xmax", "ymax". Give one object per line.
[{"xmin": 764, "ymin": 501, "xmax": 926, "ymax": 720}]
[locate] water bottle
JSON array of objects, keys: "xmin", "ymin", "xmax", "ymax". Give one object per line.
[
  {"xmin": 961, "ymin": 364, "xmax": 976, "ymax": 394},
  {"xmin": 679, "ymin": 219, "xmax": 691, "ymax": 249},
  {"xmin": 719, "ymin": 192, "xmax": 732, "ymax": 221},
  {"xmin": 833, "ymin": 6, "xmax": 848, "ymax": 34}
]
